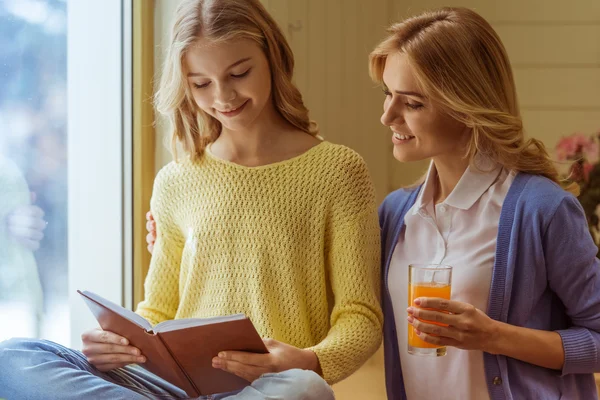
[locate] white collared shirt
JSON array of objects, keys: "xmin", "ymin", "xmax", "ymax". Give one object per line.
[{"xmin": 389, "ymin": 158, "xmax": 515, "ymax": 400}]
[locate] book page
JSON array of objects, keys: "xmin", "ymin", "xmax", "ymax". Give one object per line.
[{"xmin": 155, "ymin": 314, "xmax": 246, "ymax": 333}]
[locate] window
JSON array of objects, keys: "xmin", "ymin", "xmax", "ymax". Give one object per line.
[
  {"xmin": 0, "ymin": 0, "xmax": 68, "ymax": 344},
  {"xmin": 0, "ymin": 0, "xmax": 132, "ymax": 348}
]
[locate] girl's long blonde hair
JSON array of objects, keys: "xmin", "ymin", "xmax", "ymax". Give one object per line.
[
  {"xmin": 369, "ymin": 7, "xmax": 578, "ymax": 195},
  {"xmin": 155, "ymin": 0, "xmax": 318, "ymax": 160}
]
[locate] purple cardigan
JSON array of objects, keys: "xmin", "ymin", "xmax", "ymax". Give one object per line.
[{"xmin": 379, "ymin": 173, "xmax": 600, "ymax": 400}]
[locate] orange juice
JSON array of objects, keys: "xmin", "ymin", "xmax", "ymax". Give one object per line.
[{"xmin": 408, "ymin": 282, "xmax": 451, "ymax": 349}]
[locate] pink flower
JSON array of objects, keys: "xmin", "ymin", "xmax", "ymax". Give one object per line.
[
  {"xmin": 569, "ymin": 162, "xmax": 584, "ymax": 182},
  {"xmin": 556, "ymin": 136, "xmax": 580, "ymax": 161},
  {"xmin": 584, "ymin": 141, "xmax": 599, "ymax": 164},
  {"xmin": 583, "ymin": 162, "xmax": 594, "ymax": 182},
  {"xmin": 555, "ymin": 133, "xmax": 599, "ymax": 162}
]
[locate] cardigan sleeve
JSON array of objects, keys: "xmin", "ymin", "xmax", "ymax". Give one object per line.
[{"xmin": 544, "ymin": 195, "xmax": 600, "ymax": 375}]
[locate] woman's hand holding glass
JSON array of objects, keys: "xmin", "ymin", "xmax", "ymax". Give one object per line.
[{"xmin": 407, "ymin": 298, "xmax": 499, "ymax": 353}]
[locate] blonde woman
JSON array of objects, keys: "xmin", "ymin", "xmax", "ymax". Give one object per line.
[
  {"xmin": 0, "ymin": 0, "xmax": 383, "ymax": 399},
  {"xmin": 371, "ymin": 7, "xmax": 600, "ymax": 400}
]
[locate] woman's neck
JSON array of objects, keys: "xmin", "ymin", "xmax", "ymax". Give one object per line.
[{"xmin": 431, "ymin": 154, "xmax": 470, "ymax": 204}]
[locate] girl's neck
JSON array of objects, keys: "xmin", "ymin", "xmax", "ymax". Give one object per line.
[
  {"xmin": 219, "ymin": 123, "xmax": 287, "ymax": 157},
  {"xmin": 213, "ymin": 100, "xmax": 287, "ymax": 156},
  {"xmin": 210, "ymin": 107, "xmax": 318, "ymax": 167}
]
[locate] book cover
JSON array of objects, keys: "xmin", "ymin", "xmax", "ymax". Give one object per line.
[{"xmin": 78, "ymin": 290, "xmax": 268, "ymax": 396}]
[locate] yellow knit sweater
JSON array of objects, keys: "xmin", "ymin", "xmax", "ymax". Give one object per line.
[{"xmin": 136, "ymin": 141, "xmax": 383, "ymax": 384}]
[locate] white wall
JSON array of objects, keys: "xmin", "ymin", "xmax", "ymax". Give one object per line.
[{"xmin": 388, "ymin": 0, "xmax": 600, "ymax": 188}]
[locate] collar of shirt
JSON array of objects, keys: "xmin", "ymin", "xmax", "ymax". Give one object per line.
[{"xmin": 412, "ymin": 154, "xmax": 502, "ymax": 215}]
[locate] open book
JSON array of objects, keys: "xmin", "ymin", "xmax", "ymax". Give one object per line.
[{"xmin": 78, "ymin": 290, "xmax": 268, "ymax": 397}]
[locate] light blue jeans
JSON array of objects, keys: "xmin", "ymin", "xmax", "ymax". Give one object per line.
[{"xmin": 0, "ymin": 338, "xmax": 335, "ymax": 400}]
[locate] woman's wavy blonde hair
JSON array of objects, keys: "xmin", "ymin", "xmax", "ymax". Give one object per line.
[
  {"xmin": 369, "ymin": 7, "xmax": 578, "ymax": 194},
  {"xmin": 155, "ymin": 0, "xmax": 318, "ymax": 160}
]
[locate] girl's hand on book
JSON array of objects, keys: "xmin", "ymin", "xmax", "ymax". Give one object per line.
[
  {"xmin": 212, "ymin": 338, "xmax": 321, "ymax": 382},
  {"xmin": 146, "ymin": 211, "xmax": 156, "ymax": 254},
  {"xmin": 81, "ymin": 327, "xmax": 147, "ymax": 371}
]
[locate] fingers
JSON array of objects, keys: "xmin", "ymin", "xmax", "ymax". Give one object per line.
[
  {"xmin": 7, "ymin": 221, "xmax": 44, "ymax": 251},
  {"xmin": 8, "ymin": 225, "xmax": 45, "ymax": 241},
  {"xmin": 83, "ymin": 342, "xmax": 142, "ymax": 357},
  {"xmin": 7, "ymin": 213, "xmax": 47, "ymax": 233},
  {"xmin": 83, "ymin": 341, "xmax": 146, "ymax": 365},
  {"xmin": 10, "ymin": 205, "xmax": 45, "ymax": 220},
  {"xmin": 407, "ymin": 307, "xmax": 459, "ymax": 327},
  {"xmin": 145, "ymin": 213, "xmax": 156, "ymax": 255},
  {"xmin": 413, "ymin": 329, "xmax": 460, "ymax": 347},
  {"xmin": 414, "ymin": 297, "xmax": 472, "ymax": 314},
  {"xmin": 407, "ymin": 315, "xmax": 460, "ymax": 340},
  {"xmin": 146, "ymin": 219, "xmax": 156, "ymax": 233},
  {"xmin": 82, "ymin": 328, "xmax": 129, "ymax": 346},
  {"xmin": 217, "ymin": 351, "xmax": 271, "ymax": 368},
  {"xmin": 81, "ymin": 328, "xmax": 145, "ymax": 370},
  {"xmin": 27, "ymin": 205, "xmax": 45, "ymax": 219},
  {"xmin": 146, "ymin": 232, "xmax": 155, "ymax": 246},
  {"xmin": 7, "ymin": 206, "xmax": 47, "ymax": 249},
  {"xmin": 212, "ymin": 358, "xmax": 268, "ymax": 383},
  {"xmin": 86, "ymin": 352, "xmax": 146, "ymax": 367}
]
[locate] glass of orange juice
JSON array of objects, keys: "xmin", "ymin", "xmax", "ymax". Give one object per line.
[{"xmin": 408, "ymin": 263, "xmax": 452, "ymax": 356}]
